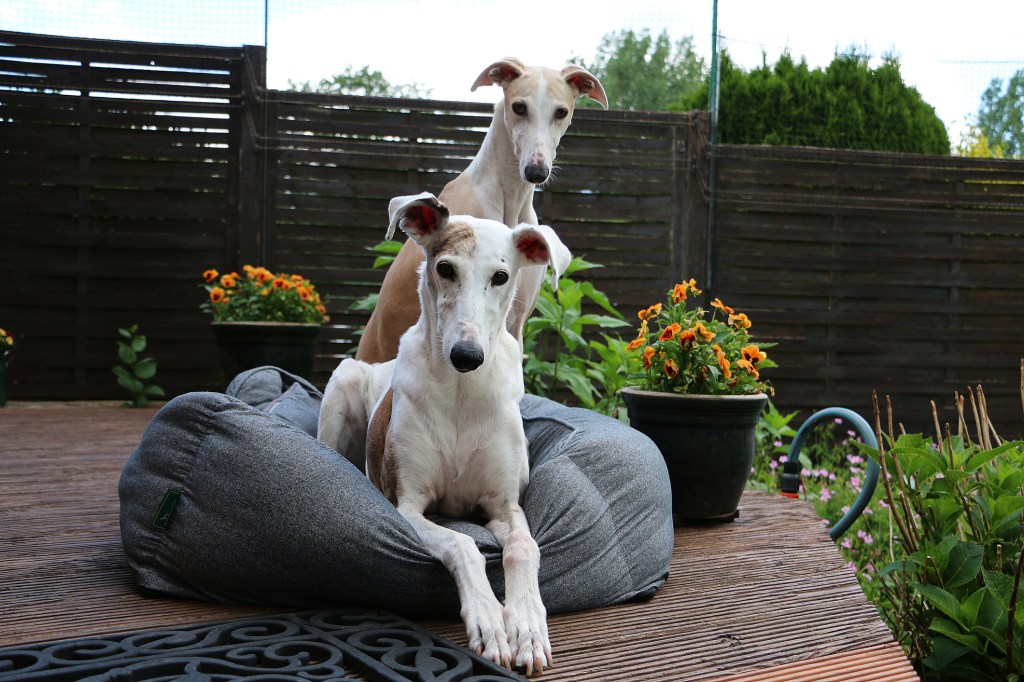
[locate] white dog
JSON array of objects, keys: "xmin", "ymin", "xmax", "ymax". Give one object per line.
[{"xmin": 319, "ymin": 192, "xmax": 570, "ymax": 675}]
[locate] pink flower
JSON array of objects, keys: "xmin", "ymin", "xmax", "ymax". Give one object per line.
[
  {"xmin": 819, "ymin": 487, "xmax": 833, "ymax": 503},
  {"xmin": 857, "ymin": 530, "xmax": 874, "ymax": 545},
  {"xmin": 841, "ymin": 538, "xmax": 853, "ymax": 549},
  {"xmin": 769, "ymin": 460, "xmax": 779, "ymax": 470}
]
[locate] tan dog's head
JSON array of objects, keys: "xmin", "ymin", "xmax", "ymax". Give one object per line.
[
  {"xmin": 387, "ymin": 192, "xmax": 570, "ymax": 373},
  {"xmin": 472, "ymin": 58, "xmax": 607, "ymax": 185}
]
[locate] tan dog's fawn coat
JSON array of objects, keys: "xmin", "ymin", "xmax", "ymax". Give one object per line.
[{"xmin": 355, "ymin": 58, "xmax": 606, "ymax": 364}]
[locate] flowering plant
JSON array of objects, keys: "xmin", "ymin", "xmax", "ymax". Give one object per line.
[
  {"xmin": 200, "ymin": 266, "xmax": 328, "ymax": 324},
  {"xmin": 624, "ymin": 279, "xmax": 775, "ymax": 395},
  {"xmin": 0, "ymin": 327, "xmax": 14, "ymax": 363}
]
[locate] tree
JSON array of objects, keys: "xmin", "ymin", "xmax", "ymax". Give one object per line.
[
  {"xmin": 571, "ymin": 29, "xmax": 705, "ymax": 111},
  {"xmin": 953, "ymin": 119, "xmax": 1006, "ymax": 158},
  {"xmin": 288, "ymin": 65, "xmax": 431, "ymax": 98},
  {"xmin": 677, "ymin": 51, "xmax": 950, "ymax": 155},
  {"xmin": 977, "ymin": 68, "xmax": 1024, "ymax": 158}
]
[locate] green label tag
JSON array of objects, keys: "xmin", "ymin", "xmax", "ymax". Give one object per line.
[{"xmin": 152, "ymin": 489, "xmax": 181, "ymax": 530}]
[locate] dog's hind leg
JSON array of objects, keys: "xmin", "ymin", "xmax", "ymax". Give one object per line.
[
  {"xmin": 397, "ymin": 502, "xmax": 513, "ymax": 669},
  {"xmin": 317, "ymin": 358, "xmax": 394, "ymax": 472},
  {"xmin": 486, "ymin": 504, "xmax": 551, "ymax": 675}
]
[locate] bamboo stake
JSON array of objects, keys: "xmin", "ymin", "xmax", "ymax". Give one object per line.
[
  {"xmin": 874, "ymin": 391, "xmax": 917, "ymax": 553},
  {"xmin": 968, "ymin": 387, "xmax": 985, "ymax": 449},
  {"xmin": 887, "ymin": 395, "xmax": 918, "ymax": 548}
]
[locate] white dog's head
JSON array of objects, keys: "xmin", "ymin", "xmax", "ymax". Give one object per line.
[
  {"xmin": 472, "ymin": 58, "xmax": 607, "ymax": 185},
  {"xmin": 387, "ymin": 192, "xmax": 571, "ymax": 373}
]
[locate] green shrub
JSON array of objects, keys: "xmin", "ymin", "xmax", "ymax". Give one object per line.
[{"xmin": 112, "ymin": 324, "xmax": 164, "ymax": 408}]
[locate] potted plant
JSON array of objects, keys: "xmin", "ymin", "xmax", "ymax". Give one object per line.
[
  {"xmin": 620, "ymin": 279, "xmax": 776, "ymax": 523},
  {"xmin": 201, "ymin": 266, "xmax": 329, "ymax": 383},
  {"xmin": 0, "ymin": 327, "xmax": 13, "ymax": 407}
]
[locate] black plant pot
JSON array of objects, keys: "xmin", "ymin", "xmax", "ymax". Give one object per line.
[
  {"xmin": 211, "ymin": 321, "xmax": 320, "ymax": 386},
  {"xmin": 620, "ymin": 387, "xmax": 768, "ymax": 524}
]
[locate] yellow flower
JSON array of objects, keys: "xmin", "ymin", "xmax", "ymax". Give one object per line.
[
  {"xmin": 671, "ymin": 283, "xmax": 688, "ymax": 304},
  {"xmin": 209, "ymin": 287, "xmax": 226, "ymax": 303},
  {"xmin": 642, "ymin": 346, "xmax": 656, "ymax": 368},
  {"xmin": 729, "ymin": 313, "xmax": 751, "ymax": 329},
  {"xmin": 683, "ymin": 278, "xmax": 702, "ymax": 295},
  {"xmin": 203, "ymin": 269, "xmax": 219, "ymax": 283}
]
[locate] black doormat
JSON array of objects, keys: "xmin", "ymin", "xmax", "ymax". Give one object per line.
[{"xmin": 0, "ymin": 608, "xmax": 526, "ymax": 681}]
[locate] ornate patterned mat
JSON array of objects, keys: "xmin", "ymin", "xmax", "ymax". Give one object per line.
[{"xmin": 0, "ymin": 608, "xmax": 525, "ymax": 681}]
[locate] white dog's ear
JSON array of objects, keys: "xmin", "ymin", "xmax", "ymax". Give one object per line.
[
  {"xmin": 471, "ymin": 58, "xmax": 526, "ymax": 91},
  {"xmin": 512, "ymin": 224, "xmax": 571, "ymax": 291},
  {"xmin": 561, "ymin": 65, "xmax": 608, "ymax": 109},
  {"xmin": 386, "ymin": 192, "xmax": 450, "ymax": 242}
]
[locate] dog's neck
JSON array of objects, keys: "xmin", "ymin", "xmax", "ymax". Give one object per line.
[{"xmin": 460, "ymin": 101, "xmax": 537, "ymax": 226}]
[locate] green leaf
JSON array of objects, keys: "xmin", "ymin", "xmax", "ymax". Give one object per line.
[
  {"xmin": 130, "ymin": 335, "xmax": 147, "ymax": 353},
  {"xmin": 143, "ymin": 385, "xmax": 166, "ymax": 397},
  {"xmin": 118, "ymin": 344, "xmax": 137, "ymax": 365},
  {"xmin": 117, "ymin": 327, "xmax": 133, "ymax": 339},
  {"xmin": 134, "ymin": 357, "xmax": 157, "ymax": 380},
  {"xmin": 577, "ymin": 281, "xmax": 621, "ymax": 317},
  {"xmin": 944, "ymin": 541, "xmax": 984, "ymax": 589},
  {"xmin": 972, "ymin": 625, "xmax": 1007, "ymax": 654},
  {"xmin": 922, "ymin": 637, "xmax": 971, "ymax": 670},
  {"xmin": 929, "ymin": 618, "xmax": 982, "ymax": 652},
  {"xmin": 917, "ymin": 583, "xmax": 964, "ymax": 625}
]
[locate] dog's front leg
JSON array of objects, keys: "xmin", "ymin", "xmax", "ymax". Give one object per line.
[
  {"xmin": 486, "ymin": 504, "xmax": 551, "ymax": 675},
  {"xmin": 397, "ymin": 503, "xmax": 512, "ymax": 669}
]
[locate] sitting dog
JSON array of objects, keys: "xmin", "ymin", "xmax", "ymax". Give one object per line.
[
  {"xmin": 319, "ymin": 192, "xmax": 570, "ymax": 674},
  {"xmin": 355, "ymin": 57, "xmax": 606, "ymax": 364}
]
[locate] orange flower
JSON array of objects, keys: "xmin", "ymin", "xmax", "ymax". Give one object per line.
[
  {"xmin": 243, "ymin": 264, "xmax": 256, "ymax": 276},
  {"xmin": 316, "ymin": 304, "xmax": 327, "ymax": 316},
  {"xmin": 679, "ymin": 329, "xmax": 697, "ymax": 348},
  {"xmin": 272, "ymin": 277, "xmax": 292, "ymax": 290},
  {"xmin": 255, "ymin": 268, "xmax": 273, "ymax": 283},
  {"xmin": 659, "ymin": 323, "xmax": 681, "ymax": 341},
  {"xmin": 298, "ymin": 286, "xmax": 312, "ymax": 301},
  {"xmin": 738, "ymin": 358, "xmax": 760, "ymax": 379},
  {"xmin": 209, "ymin": 287, "xmax": 226, "ymax": 303},
  {"xmin": 642, "ymin": 346, "xmax": 656, "ymax": 368},
  {"xmin": 626, "ymin": 337, "xmax": 645, "ymax": 351},
  {"xmin": 203, "ymin": 269, "xmax": 219, "ymax": 283},
  {"xmin": 220, "ymin": 274, "xmax": 237, "ymax": 288},
  {"xmin": 711, "ymin": 298, "xmax": 734, "ymax": 315},
  {"xmin": 638, "ymin": 303, "xmax": 662, "ymax": 321},
  {"xmin": 742, "ymin": 344, "xmax": 767, "ymax": 365},
  {"xmin": 672, "ymin": 283, "xmax": 688, "ymax": 304},
  {"xmin": 694, "ymin": 322, "xmax": 715, "ymax": 343},
  {"xmin": 717, "ymin": 354, "xmax": 732, "ymax": 379},
  {"xmin": 729, "ymin": 313, "xmax": 751, "ymax": 329},
  {"xmin": 683, "ymin": 278, "xmax": 701, "ymax": 295},
  {"xmin": 290, "ymin": 274, "xmax": 305, "ymax": 283},
  {"xmin": 664, "ymin": 359, "xmax": 679, "ymax": 378}
]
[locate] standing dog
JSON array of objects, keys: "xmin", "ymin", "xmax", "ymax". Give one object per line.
[
  {"xmin": 320, "ymin": 192, "xmax": 570, "ymax": 675},
  {"xmin": 355, "ymin": 57, "xmax": 606, "ymax": 364}
]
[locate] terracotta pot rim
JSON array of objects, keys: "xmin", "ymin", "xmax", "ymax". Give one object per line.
[{"xmin": 620, "ymin": 386, "xmax": 767, "ymax": 401}]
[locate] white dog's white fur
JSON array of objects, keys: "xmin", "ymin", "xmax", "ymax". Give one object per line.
[{"xmin": 319, "ymin": 192, "xmax": 570, "ymax": 674}]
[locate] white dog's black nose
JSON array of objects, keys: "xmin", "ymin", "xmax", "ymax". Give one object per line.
[
  {"xmin": 524, "ymin": 163, "xmax": 549, "ymax": 184},
  {"xmin": 450, "ymin": 341, "xmax": 484, "ymax": 373}
]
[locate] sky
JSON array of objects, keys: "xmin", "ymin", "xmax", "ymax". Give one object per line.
[{"xmin": 4, "ymin": 0, "xmax": 1023, "ymax": 141}]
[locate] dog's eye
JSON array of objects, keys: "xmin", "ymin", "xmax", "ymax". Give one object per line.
[
  {"xmin": 436, "ymin": 261, "xmax": 456, "ymax": 280},
  {"xmin": 511, "ymin": 101, "xmax": 527, "ymax": 117},
  {"xmin": 554, "ymin": 106, "xmax": 569, "ymax": 120},
  {"xmin": 491, "ymin": 270, "xmax": 510, "ymax": 286}
]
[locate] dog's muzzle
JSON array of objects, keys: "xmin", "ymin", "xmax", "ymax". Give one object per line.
[
  {"xmin": 524, "ymin": 162, "xmax": 550, "ymax": 184},
  {"xmin": 450, "ymin": 341, "xmax": 485, "ymax": 373}
]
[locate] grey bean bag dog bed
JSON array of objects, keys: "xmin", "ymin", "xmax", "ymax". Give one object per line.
[{"xmin": 118, "ymin": 366, "xmax": 673, "ymax": 617}]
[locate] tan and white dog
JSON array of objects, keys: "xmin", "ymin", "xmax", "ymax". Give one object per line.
[
  {"xmin": 355, "ymin": 57, "xmax": 606, "ymax": 364},
  {"xmin": 321, "ymin": 192, "xmax": 570, "ymax": 674}
]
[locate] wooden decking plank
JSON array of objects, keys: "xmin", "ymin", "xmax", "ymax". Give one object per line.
[{"xmin": 0, "ymin": 403, "xmax": 918, "ymax": 680}]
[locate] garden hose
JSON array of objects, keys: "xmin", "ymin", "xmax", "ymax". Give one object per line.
[{"xmin": 785, "ymin": 407, "xmax": 880, "ymax": 541}]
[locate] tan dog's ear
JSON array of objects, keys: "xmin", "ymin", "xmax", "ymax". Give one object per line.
[
  {"xmin": 386, "ymin": 192, "xmax": 450, "ymax": 242},
  {"xmin": 561, "ymin": 65, "xmax": 608, "ymax": 109},
  {"xmin": 471, "ymin": 58, "xmax": 526, "ymax": 91},
  {"xmin": 511, "ymin": 224, "xmax": 572, "ymax": 291}
]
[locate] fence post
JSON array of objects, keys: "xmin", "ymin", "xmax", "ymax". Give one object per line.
[
  {"xmin": 679, "ymin": 111, "xmax": 712, "ymax": 293},
  {"xmin": 235, "ymin": 45, "xmax": 268, "ymax": 269}
]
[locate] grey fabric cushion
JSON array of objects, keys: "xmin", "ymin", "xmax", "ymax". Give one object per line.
[{"xmin": 118, "ymin": 369, "xmax": 674, "ymax": 617}]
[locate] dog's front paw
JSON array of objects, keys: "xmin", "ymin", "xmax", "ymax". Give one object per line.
[
  {"xmin": 504, "ymin": 595, "xmax": 552, "ymax": 675},
  {"xmin": 463, "ymin": 598, "xmax": 512, "ymax": 669}
]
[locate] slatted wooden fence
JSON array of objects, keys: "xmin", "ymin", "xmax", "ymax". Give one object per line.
[{"xmin": 1, "ymin": 30, "xmax": 1022, "ymax": 434}]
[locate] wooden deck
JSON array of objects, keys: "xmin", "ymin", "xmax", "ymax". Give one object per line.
[{"xmin": 0, "ymin": 402, "xmax": 919, "ymax": 681}]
